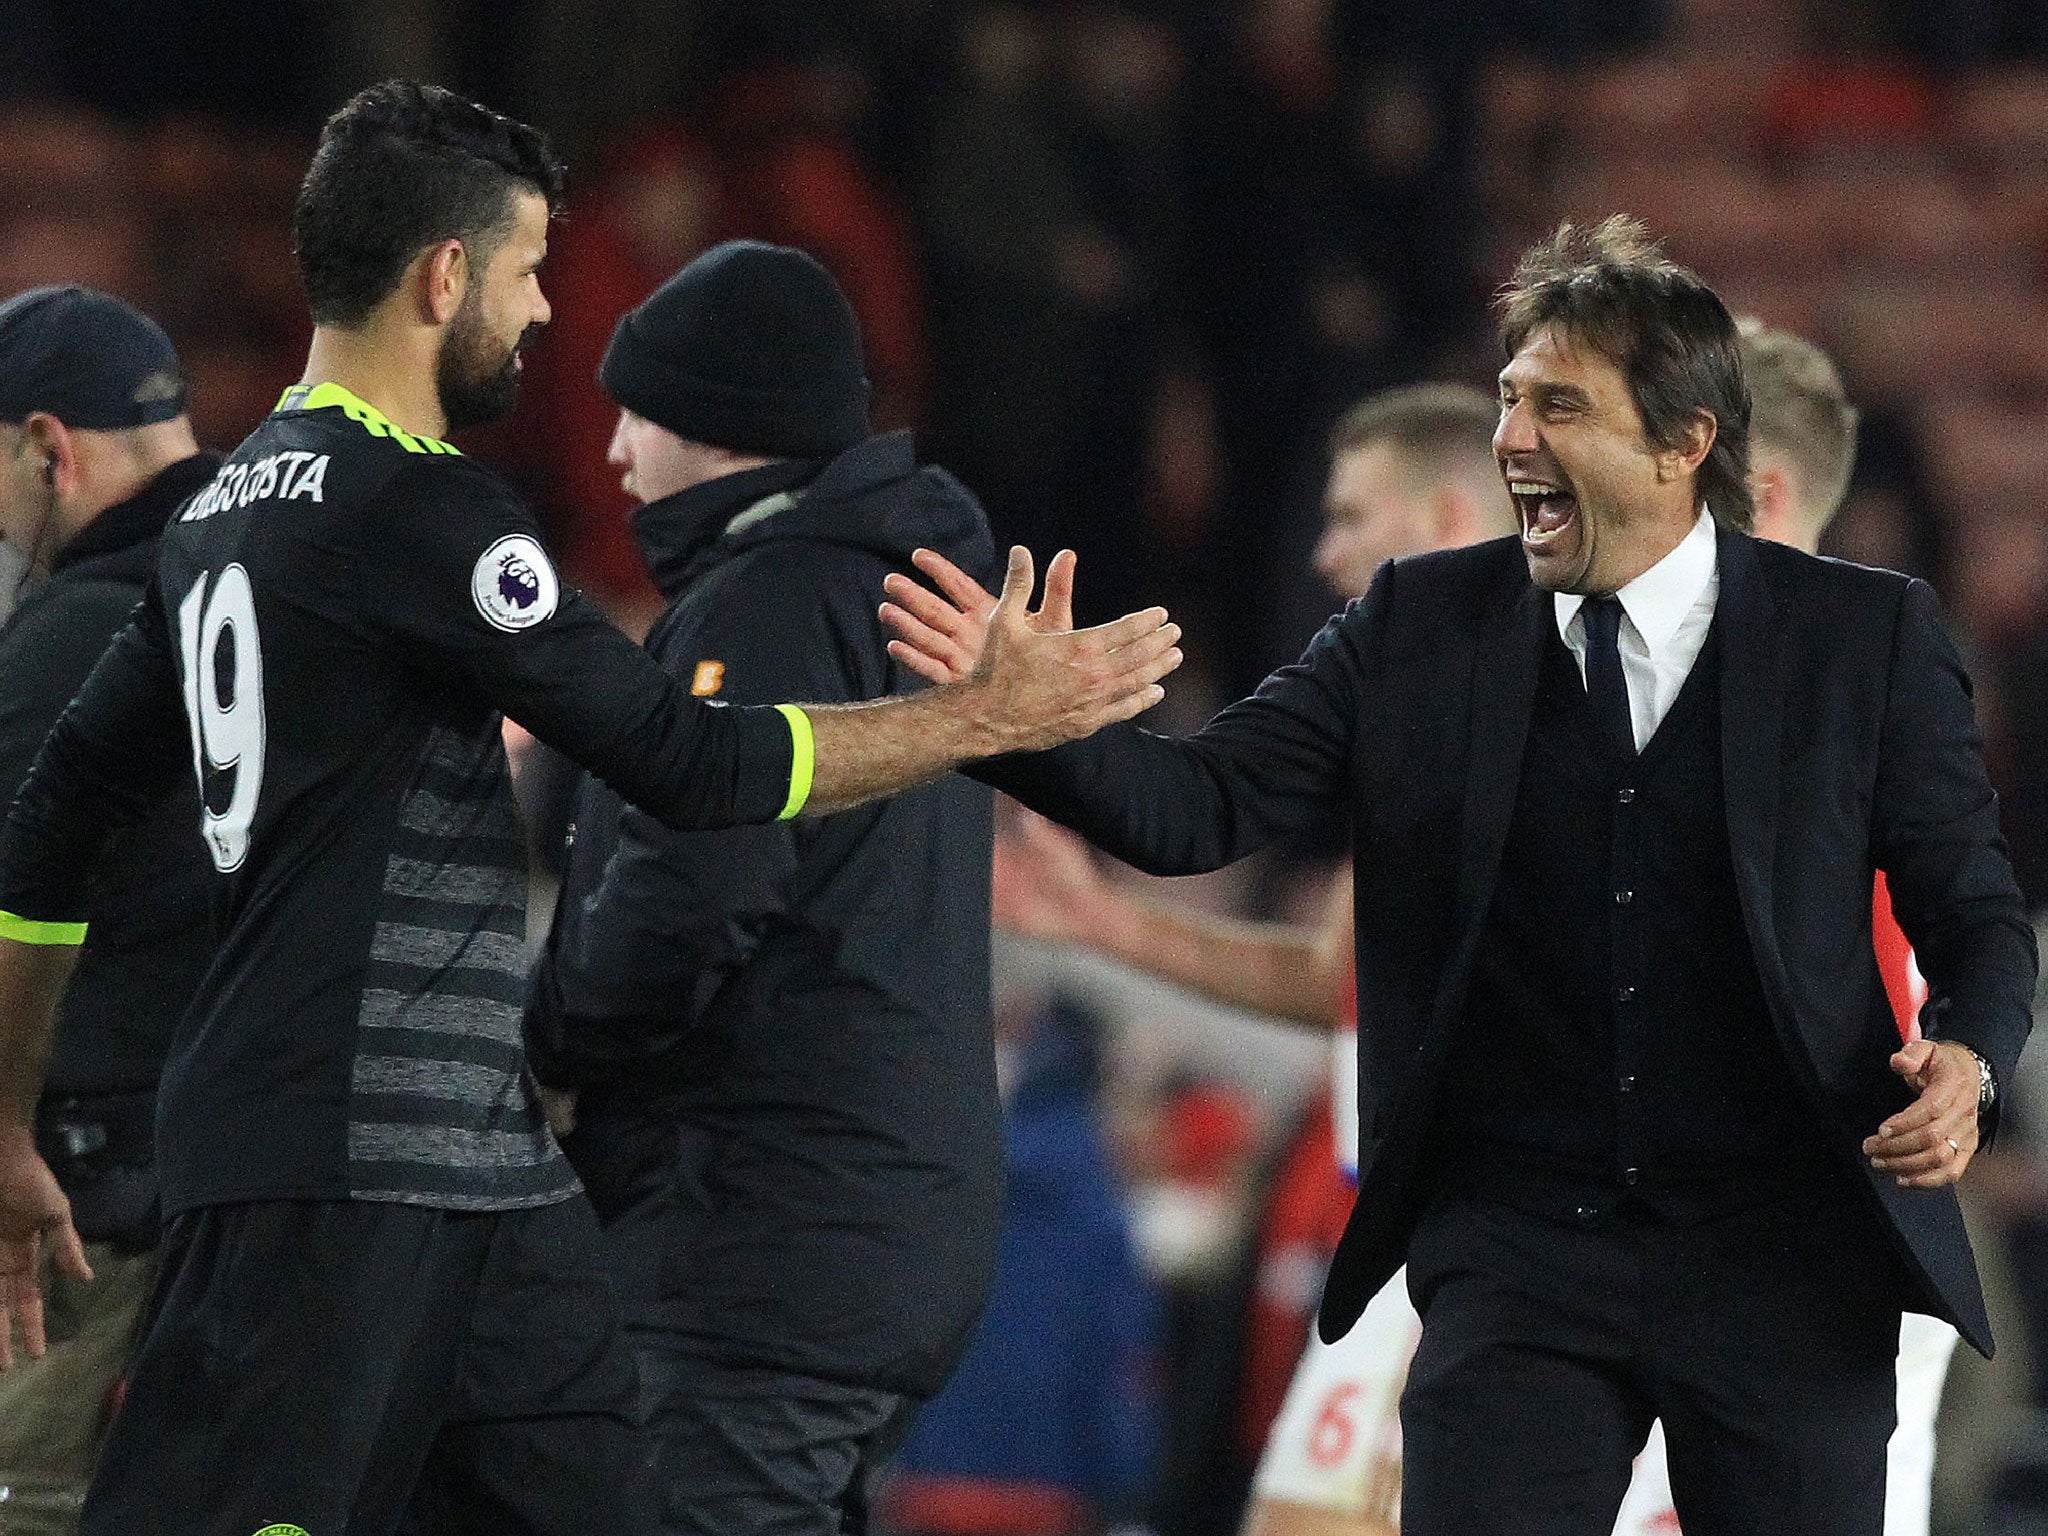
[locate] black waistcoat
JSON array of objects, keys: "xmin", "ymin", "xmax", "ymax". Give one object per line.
[{"xmin": 1434, "ymin": 617, "xmax": 1836, "ymax": 1223}]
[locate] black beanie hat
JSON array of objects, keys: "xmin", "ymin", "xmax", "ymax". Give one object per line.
[{"xmin": 599, "ymin": 241, "xmax": 871, "ymax": 459}]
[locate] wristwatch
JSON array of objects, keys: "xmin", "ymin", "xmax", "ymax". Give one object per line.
[{"xmin": 1961, "ymin": 1045, "xmax": 1998, "ymax": 1119}]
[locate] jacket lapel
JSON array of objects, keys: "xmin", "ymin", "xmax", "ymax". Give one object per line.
[
  {"xmin": 1716, "ymin": 524, "xmax": 1788, "ymax": 992},
  {"xmin": 1440, "ymin": 577, "xmax": 1547, "ymax": 1014}
]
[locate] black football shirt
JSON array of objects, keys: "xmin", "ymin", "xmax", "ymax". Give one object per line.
[{"xmin": 0, "ymin": 384, "xmax": 804, "ymax": 1214}]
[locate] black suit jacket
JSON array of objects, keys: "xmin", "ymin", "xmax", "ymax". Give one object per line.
[{"xmin": 980, "ymin": 523, "xmax": 2035, "ymax": 1357}]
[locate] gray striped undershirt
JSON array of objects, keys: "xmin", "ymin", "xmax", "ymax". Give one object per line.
[{"xmin": 347, "ymin": 723, "xmax": 577, "ymax": 1209}]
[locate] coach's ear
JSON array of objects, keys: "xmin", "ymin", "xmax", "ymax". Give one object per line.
[
  {"xmin": 415, "ymin": 238, "xmax": 470, "ymax": 328},
  {"xmin": 1655, "ymin": 408, "xmax": 1717, "ymax": 484}
]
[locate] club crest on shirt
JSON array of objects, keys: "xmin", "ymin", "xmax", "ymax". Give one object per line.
[
  {"xmin": 691, "ymin": 660, "xmax": 726, "ymax": 696},
  {"xmin": 471, "ymin": 534, "xmax": 559, "ymax": 632}
]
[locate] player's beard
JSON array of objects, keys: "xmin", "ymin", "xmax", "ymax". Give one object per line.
[{"xmin": 436, "ymin": 294, "xmax": 531, "ymax": 432}]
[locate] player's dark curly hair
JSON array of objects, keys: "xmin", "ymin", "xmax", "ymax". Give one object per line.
[
  {"xmin": 294, "ymin": 80, "xmax": 565, "ymax": 327},
  {"xmin": 1498, "ymin": 216, "xmax": 1754, "ymax": 531}
]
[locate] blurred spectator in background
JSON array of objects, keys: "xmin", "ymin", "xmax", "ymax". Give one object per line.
[
  {"xmin": 880, "ymin": 993, "xmax": 1160, "ymax": 1536},
  {"xmin": 0, "ymin": 286, "xmax": 215, "ymax": 1536}
]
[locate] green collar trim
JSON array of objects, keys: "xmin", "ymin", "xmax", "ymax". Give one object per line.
[{"xmin": 275, "ymin": 383, "xmax": 461, "ymax": 456}]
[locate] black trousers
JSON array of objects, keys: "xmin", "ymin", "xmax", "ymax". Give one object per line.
[
  {"xmin": 82, "ymin": 1195, "xmax": 651, "ymax": 1536},
  {"xmin": 1399, "ymin": 1186, "xmax": 1906, "ymax": 1536}
]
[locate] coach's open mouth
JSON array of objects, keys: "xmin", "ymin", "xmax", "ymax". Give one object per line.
[{"xmin": 1511, "ymin": 479, "xmax": 1578, "ymax": 556}]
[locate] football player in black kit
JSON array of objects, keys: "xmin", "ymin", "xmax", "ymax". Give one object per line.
[{"xmin": 0, "ymin": 82, "xmax": 1179, "ymax": 1536}]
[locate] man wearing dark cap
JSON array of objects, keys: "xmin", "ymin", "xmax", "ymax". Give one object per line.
[
  {"xmin": 523, "ymin": 240, "xmax": 1004, "ymax": 1536},
  {"xmin": 0, "ymin": 286, "xmax": 215, "ymax": 1535}
]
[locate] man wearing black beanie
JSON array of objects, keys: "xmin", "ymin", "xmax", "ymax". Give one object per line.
[{"xmin": 525, "ymin": 241, "xmax": 1005, "ymax": 1536}]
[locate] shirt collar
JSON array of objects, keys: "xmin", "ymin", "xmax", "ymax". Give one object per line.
[{"xmin": 1553, "ymin": 507, "xmax": 1717, "ymax": 647}]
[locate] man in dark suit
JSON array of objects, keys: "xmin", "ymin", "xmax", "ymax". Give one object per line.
[{"xmin": 878, "ymin": 216, "xmax": 2034, "ymax": 1536}]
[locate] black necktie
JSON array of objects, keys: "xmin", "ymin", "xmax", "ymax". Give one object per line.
[{"xmin": 1581, "ymin": 595, "xmax": 1635, "ymax": 759}]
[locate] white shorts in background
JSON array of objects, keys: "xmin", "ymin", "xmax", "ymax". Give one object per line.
[
  {"xmin": 1251, "ymin": 1277, "xmax": 1958, "ymax": 1536},
  {"xmin": 1250, "ymin": 1268, "xmax": 1416, "ymax": 1521}
]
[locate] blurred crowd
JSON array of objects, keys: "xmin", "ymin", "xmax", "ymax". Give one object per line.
[{"xmin": 18, "ymin": 0, "xmax": 2048, "ymax": 1531}]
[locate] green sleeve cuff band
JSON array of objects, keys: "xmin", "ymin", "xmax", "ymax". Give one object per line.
[
  {"xmin": 775, "ymin": 704, "xmax": 815, "ymax": 821},
  {"xmin": 0, "ymin": 911, "xmax": 88, "ymax": 946}
]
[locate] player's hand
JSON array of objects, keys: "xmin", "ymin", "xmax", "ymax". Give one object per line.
[
  {"xmin": 0, "ymin": 1131, "xmax": 92, "ymax": 1369},
  {"xmin": 880, "ymin": 546, "xmax": 1017, "ymax": 685},
  {"xmin": 994, "ymin": 810, "xmax": 1119, "ymax": 943},
  {"xmin": 902, "ymin": 547, "xmax": 1179, "ymax": 755},
  {"xmin": 1863, "ymin": 1039, "xmax": 1980, "ymax": 1188}
]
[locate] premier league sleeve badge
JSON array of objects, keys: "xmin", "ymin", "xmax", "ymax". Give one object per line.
[{"xmin": 471, "ymin": 534, "xmax": 560, "ymax": 632}]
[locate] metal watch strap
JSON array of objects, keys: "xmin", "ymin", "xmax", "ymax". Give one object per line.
[{"xmin": 1975, "ymin": 1049, "xmax": 1998, "ymax": 1117}]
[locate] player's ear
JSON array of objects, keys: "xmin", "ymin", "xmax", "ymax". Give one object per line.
[{"xmin": 417, "ymin": 238, "xmax": 469, "ymax": 328}]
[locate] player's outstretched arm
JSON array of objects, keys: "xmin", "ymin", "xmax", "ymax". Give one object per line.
[
  {"xmin": 0, "ymin": 935, "xmax": 93, "ymax": 1369},
  {"xmin": 797, "ymin": 546, "xmax": 1181, "ymax": 816}
]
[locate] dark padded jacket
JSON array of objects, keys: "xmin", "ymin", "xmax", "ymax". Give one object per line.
[
  {"xmin": 0, "ymin": 453, "xmax": 217, "ymax": 1100},
  {"xmin": 526, "ymin": 431, "xmax": 1002, "ymax": 1396}
]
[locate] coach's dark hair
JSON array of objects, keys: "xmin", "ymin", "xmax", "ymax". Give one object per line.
[
  {"xmin": 1498, "ymin": 216, "xmax": 1754, "ymax": 531},
  {"xmin": 294, "ymin": 81, "xmax": 565, "ymax": 327}
]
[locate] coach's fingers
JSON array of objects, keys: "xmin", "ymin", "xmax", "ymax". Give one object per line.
[
  {"xmin": 911, "ymin": 548, "xmax": 998, "ymax": 618},
  {"xmin": 1896, "ymin": 1135, "xmax": 1976, "ymax": 1188},
  {"xmin": 878, "ymin": 604, "xmax": 977, "ymax": 682},
  {"xmin": 881, "ymin": 572, "xmax": 980, "ymax": 643}
]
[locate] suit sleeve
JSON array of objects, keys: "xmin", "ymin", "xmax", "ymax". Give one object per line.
[
  {"xmin": 361, "ymin": 458, "xmax": 802, "ymax": 831},
  {"xmin": 1872, "ymin": 579, "xmax": 2036, "ymax": 1113},
  {"xmin": 0, "ymin": 583, "xmax": 191, "ymax": 939},
  {"xmin": 527, "ymin": 560, "xmax": 861, "ymax": 1083},
  {"xmin": 973, "ymin": 565, "xmax": 1381, "ymax": 875}
]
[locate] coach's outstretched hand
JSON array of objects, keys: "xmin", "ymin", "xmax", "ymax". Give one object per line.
[
  {"xmin": 880, "ymin": 545, "xmax": 1012, "ymax": 686},
  {"xmin": 953, "ymin": 546, "xmax": 1177, "ymax": 754},
  {"xmin": 0, "ymin": 1132, "xmax": 92, "ymax": 1369},
  {"xmin": 798, "ymin": 547, "xmax": 1178, "ymax": 817}
]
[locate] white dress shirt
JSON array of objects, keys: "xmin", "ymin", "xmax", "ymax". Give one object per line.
[{"xmin": 1553, "ymin": 509, "xmax": 1719, "ymax": 752}]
